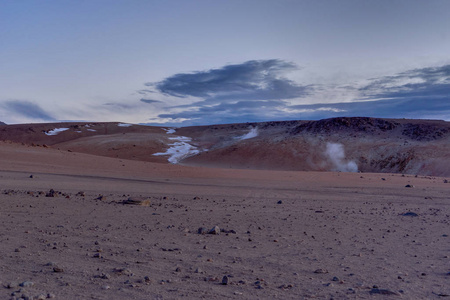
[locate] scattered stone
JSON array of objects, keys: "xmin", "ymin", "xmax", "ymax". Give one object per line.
[
  {"xmin": 332, "ymin": 276, "xmax": 340, "ymax": 281},
  {"xmin": 19, "ymin": 281, "xmax": 34, "ymax": 288},
  {"xmin": 278, "ymin": 284, "xmax": 293, "ymax": 289},
  {"xmin": 76, "ymin": 191, "xmax": 86, "ymax": 197},
  {"xmin": 433, "ymin": 292, "xmax": 450, "ymax": 297},
  {"xmin": 277, "ymin": 200, "xmax": 283, "ymax": 204},
  {"xmin": 175, "ymin": 267, "xmax": 181, "ymax": 272},
  {"xmin": 35, "ymin": 294, "xmax": 47, "ymax": 300},
  {"xmin": 100, "ymin": 273, "xmax": 111, "ymax": 279},
  {"xmin": 405, "ymin": 184, "xmax": 414, "ymax": 188},
  {"xmin": 47, "ymin": 293, "xmax": 56, "ymax": 299},
  {"xmin": 401, "ymin": 212, "xmax": 419, "ymax": 217},
  {"xmin": 222, "ymin": 276, "xmax": 229, "ymax": 285},
  {"xmin": 53, "ymin": 267, "xmax": 64, "ymax": 273},
  {"xmin": 45, "ymin": 189, "xmax": 57, "ymax": 197},
  {"xmin": 209, "ymin": 226, "xmax": 220, "ymax": 235},
  {"xmin": 314, "ymin": 269, "xmax": 328, "ymax": 274},
  {"xmin": 197, "ymin": 227, "xmax": 209, "ymax": 235},
  {"xmin": 444, "ymin": 179, "xmax": 449, "ymax": 183},
  {"xmin": 369, "ymin": 288, "xmax": 400, "ymax": 296},
  {"xmin": 95, "ymin": 195, "xmax": 105, "ymax": 201},
  {"xmin": 122, "ymin": 197, "xmax": 151, "ymax": 206},
  {"xmin": 29, "ymin": 175, "xmax": 33, "ymax": 178},
  {"xmin": 113, "ymin": 268, "xmax": 133, "ymax": 276}
]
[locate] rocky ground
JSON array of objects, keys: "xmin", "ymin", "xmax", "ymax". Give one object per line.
[{"xmin": 0, "ymin": 142, "xmax": 449, "ymax": 299}]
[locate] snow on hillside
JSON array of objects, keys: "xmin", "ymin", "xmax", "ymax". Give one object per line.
[
  {"xmin": 153, "ymin": 129, "xmax": 199, "ymax": 164},
  {"xmin": 45, "ymin": 128, "xmax": 70, "ymax": 136}
]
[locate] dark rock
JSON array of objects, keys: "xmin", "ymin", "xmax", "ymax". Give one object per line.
[
  {"xmin": 405, "ymin": 184, "xmax": 414, "ymax": 188},
  {"xmin": 369, "ymin": 288, "xmax": 399, "ymax": 296},
  {"xmin": 122, "ymin": 197, "xmax": 150, "ymax": 206},
  {"xmin": 197, "ymin": 227, "xmax": 208, "ymax": 235},
  {"xmin": 19, "ymin": 281, "xmax": 34, "ymax": 287},
  {"xmin": 222, "ymin": 276, "xmax": 229, "ymax": 285},
  {"xmin": 401, "ymin": 212, "xmax": 419, "ymax": 217},
  {"xmin": 208, "ymin": 226, "xmax": 220, "ymax": 235},
  {"xmin": 46, "ymin": 189, "xmax": 57, "ymax": 197},
  {"xmin": 277, "ymin": 200, "xmax": 283, "ymax": 204}
]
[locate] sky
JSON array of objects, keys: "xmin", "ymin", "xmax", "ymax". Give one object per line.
[{"xmin": 1, "ymin": 0, "xmax": 450, "ymax": 126}]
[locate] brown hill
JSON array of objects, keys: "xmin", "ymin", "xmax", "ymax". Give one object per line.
[
  {"xmin": 178, "ymin": 117, "xmax": 450, "ymax": 176},
  {"xmin": 0, "ymin": 117, "xmax": 449, "ymax": 176}
]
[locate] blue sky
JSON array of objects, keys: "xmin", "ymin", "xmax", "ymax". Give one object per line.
[{"xmin": 1, "ymin": 0, "xmax": 449, "ymax": 125}]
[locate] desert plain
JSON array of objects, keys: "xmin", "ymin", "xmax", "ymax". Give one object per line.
[{"xmin": 0, "ymin": 118, "xmax": 449, "ymax": 299}]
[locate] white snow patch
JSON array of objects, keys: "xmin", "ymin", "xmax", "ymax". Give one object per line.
[
  {"xmin": 237, "ymin": 127, "xmax": 259, "ymax": 140},
  {"xmin": 153, "ymin": 136, "xmax": 199, "ymax": 164},
  {"xmin": 87, "ymin": 129, "xmax": 97, "ymax": 132},
  {"xmin": 45, "ymin": 128, "xmax": 70, "ymax": 136},
  {"xmin": 163, "ymin": 128, "xmax": 176, "ymax": 134},
  {"xmin": 118, "ymin": 123, "xmax": 133, "ymax": 127}
]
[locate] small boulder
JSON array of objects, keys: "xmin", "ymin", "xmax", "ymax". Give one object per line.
[
  {"xmin": 209, "ymin": 226, "xmax": 220, "ymax": 235},
  {"xmin": 122, "ymin": 197, "xmax": 150, "ymax": 206}
]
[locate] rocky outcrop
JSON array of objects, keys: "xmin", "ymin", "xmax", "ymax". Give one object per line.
[{"xmin": 290, "ymin": 117, "xmax": 399, "ymax": 135}]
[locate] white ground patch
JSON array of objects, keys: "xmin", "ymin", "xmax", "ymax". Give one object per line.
[
  {"xmin": 236, "ymin": 127, "xmax": 259, "ymax": 140},
  {"xmin": 153, "ymin": 128, "xmax": 199, "ymax": 164},
  {"xmin": 118, "ymin": 123, "xmax": 133, "ymax": 127},
  {"xmin": 87, "ymin": 129, "xmax": 97, "ymax": 132},
  {"xmin": 163, "ymin": 128, "xmax": 176, "ymax": 134},
  {"xmin": 45, "ymin": 128, "xmax": 70, "ymax": 136}
]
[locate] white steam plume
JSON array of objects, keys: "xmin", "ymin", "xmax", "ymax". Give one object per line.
[
  {"xmin": 325, "ymin": 143, "xmax": 358, "ymax": 172},
  {"xmin": 237, "ymin": 127, "xmax": 259, "ymax": 140}
]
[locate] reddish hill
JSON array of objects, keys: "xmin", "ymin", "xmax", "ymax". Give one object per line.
[
  {"xmin": 178, "ymin": 117, "xmax": 450, "ymax": 176},
  {"xmin": 0, "ymin": 117, "xmax": 449, "ymax": 176}
]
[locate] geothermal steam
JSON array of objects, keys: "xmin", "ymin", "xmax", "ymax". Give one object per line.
[{"xmin": 325, "ymin": 143, "xmax": 358, "ymax": 172}]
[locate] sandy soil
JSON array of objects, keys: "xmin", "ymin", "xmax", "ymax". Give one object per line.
[{"xmin": 1, "ymin": 142, "xmax": 449, "ymax": 299}]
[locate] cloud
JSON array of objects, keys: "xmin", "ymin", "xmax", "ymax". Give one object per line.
[
  {"xmin": 140, "ymin": 99, "xmax": 161, "ymax": 104},
  {"xmin": 157, "ymin": 100, "xmax": 289, "ymax": 126},
  {"xmin": 142, "ymin": 61, "xmax": 450, "ymax": 126},
  {"xmin": 141, "ymin": 59, "xmax": 313, "ymax": 125},
  {"xmin": 148, "ymin": 59, "xmax": 310, "ymax": 101},
  {"xmin": 137, "ymin": 89, "xmax": 156, "ymax": 95},
  {"xmin": 1, "ymin": 100, "xmax": 55, "ymax": 121},
  {"xmin": 361, "ymin": 64, "xmax": 450, "ymax": 101},
  {"xmin": 288, "ymin": 97, "xmax": 450, "ymax": 120}
]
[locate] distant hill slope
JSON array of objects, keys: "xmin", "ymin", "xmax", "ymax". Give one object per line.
[
  {"xmin": 178, "ymin": 117, "xmax": 450, "ymax": 176},
  {"xmin": 0, "ymin": 117, "xmax": 449, "ymax": 176}
]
